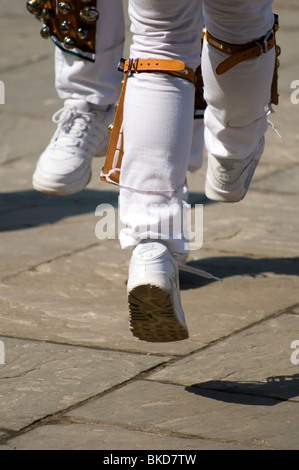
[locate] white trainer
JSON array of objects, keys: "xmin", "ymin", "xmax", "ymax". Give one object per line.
[
  {"xmin": 127, "ymin": 240, "xmax": 189, "ymax": 342},
  {"xmin": 205, "ymin": 137, "xmax": 265, "ymax": 202},
  {"xmin": 32, "ymin": 99, "xmax": 115, "ymax": 196}
]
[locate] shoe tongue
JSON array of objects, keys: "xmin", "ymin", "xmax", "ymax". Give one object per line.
[{"xmin": 64, "ymin": 99, "xmax": 90, "ymax": 113}]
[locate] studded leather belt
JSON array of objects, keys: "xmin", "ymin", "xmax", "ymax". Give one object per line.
[{"xmin": 26, "ymin": 0, "xmax": 99, "ymax": 60}]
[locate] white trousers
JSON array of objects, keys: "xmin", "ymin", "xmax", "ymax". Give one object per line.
[{"xmin": 119, "ymin": 0, "xmax": 275, "ymax": 256}]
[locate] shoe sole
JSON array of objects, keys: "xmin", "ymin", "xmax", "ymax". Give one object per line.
[
  {"xmin": 128, "ymin": 284, "xmax": 189, "ymax": 342},
  {"xmin": 32, "ymin": 169, "xmax": 91, "ymax": 196}
]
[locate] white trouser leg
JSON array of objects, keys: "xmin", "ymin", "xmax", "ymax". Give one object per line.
[
  {"xmin": 54, "ymin": 0, "xmax": 125, "ymax": 107},
  {"xmin": 202, "ymin": 0, "xmax": 275, "ymax": 160},
  {"xmin": 119, "ymin": 0, "xmax": 275, "ymax": 254},
  {"xmin": 119, "ymin": 0, "xmax": 203, "ymax": 256}
]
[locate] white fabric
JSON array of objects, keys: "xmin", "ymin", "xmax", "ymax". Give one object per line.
[{"xmin": 119, "ymin": 0, "xmax": 275, "ymax": 256}]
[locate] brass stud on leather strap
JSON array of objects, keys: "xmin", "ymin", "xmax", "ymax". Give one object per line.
[
  {"xmin": 58, "ymin": 2, "xmax": 71, "ymax": 14},
  {"xmin": 63, "ymin": 36, "xmax": 76, "ymax": 49},
  {"xmin": 60, "ymin": 21, "xmax": 71, "ymax": 33},
  {"xmin": 77, "ymin": 26, "xmax": 90, "ymax": 40},
  {"xmin": 26, "ymin": 0, "xmax": 46, "ymax": 16},
  {"xmin": 40, "ymin": 25, "xmax": 52, "ymax": 39},
  {"xmin": 79, "ymin": 7, "xmax": 99, "ymax": 24},
  {"xmin": 39, "ymin": 8, "xmax": 52, "ymax": 20}
]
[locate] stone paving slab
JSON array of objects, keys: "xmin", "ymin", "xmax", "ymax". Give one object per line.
[
  {"xmin": 2, "ymin": 422, "xmax": 254, "ymax": 451},
  {"xmin": 0, "ymin": 2, "xmax": 53, "ymax": 71},
  {"xmin": 148, "ymin": 313, "xmax": 299, "ymax": 401},
  {"xmin": 0, "ymin": 336, "xmax": 167, "ymax": 431},
  {"xmin": 66, "ymin": 379, "xmax": 298, "ymax": 450},
  {"xmin": 197, "ymin": 191, "xmax": 299, "ymax": 258},
  {"xmin": 1, "ymin": 243, "xmax": 298, "ymax": 355}
]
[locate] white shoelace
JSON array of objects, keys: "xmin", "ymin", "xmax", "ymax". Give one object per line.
[
  {"xmin": 178, "ymin": 263, "xmax": 222, "ymax": 282},
  {"xmin": 51, "ymin": 106, "xmax": 98, "ymax": 152}
]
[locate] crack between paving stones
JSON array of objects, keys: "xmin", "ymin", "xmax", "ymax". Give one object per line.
[
  {"xmin": 0, "ymin": 299, "xmax": 297, "ymax": 446},
  {"xmin": 207, "ymin": 229, "xmax": 242, "ymax": 242},
  {"xmin": 0, "ymin": 300, "xmax": 296, "ymax": 446},
  {"xmin": 0, "ymin": 241, "xmax": 102, "ymax": 283},
  {"xmin": 0, "ymin": 54, "xmax": 52, "ymax": 75},
  {"xmin": 1, "ymin": 414, "xmax": 280, "ymax": 450},
  {"xmin": 56, "ymin": 415, "xmax": 278, "ymax": 450},
  {"xmin": 147, "ymin": 303, "xmax": 299, "ymax": 367},
  {"xmin": 250, "ymin": 188, "xmax": 299, "ymax": 197},
  {"xmin": 0, "ymin": 330, "xmax": 174, "ymax": 358},
  {"xmin": 0, "ymin": 359, "xmax": 177, "ymax": 446}
]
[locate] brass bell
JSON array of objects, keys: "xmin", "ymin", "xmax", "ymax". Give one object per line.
[
  {"xmin": 80, "ymin": 7, "xmax": 99, "ymax": 24},
  {"xmin": 77, "ymin": 26, "xmax": 90, "ymax": 40},
  {"xmin": 276, "ymin": 45, "xmax": 281, "ymax": 57},
  {"xmin": 60, "ymin": 21, "xmax": 71, "ymax": 33},
  {"xmin": 39, "ymin": 8, "xmax": 52, "ymax": 20},
  {"xmin": 40, "ymin": 26, "xmax": 52, "ymax": 39},
  {"xmin": 26, "ymin": 0, "xmax": 44, "ymax": 15},
  {"xmin": 63, "ymin": 37, "xmax": 76, "ymax": 49},
  {"xmin": 107, "ymin": 124, "xmax": 114, "ymax": 135},
  {"xmin": 58, "ymin": 2, "xmax": 71, "ymax": 14}
]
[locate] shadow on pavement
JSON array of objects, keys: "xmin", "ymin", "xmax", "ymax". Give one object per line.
[
  {"xmin": 0, "ymin": 188, "xmax": 119, "ymax": 231},
  {"xmin": 179, "ymin": 256, "xmax": 299, "ymax": 289},
  {"xmin": 185, "ymin": 374, "xmax": 299, "ymax": 405}
]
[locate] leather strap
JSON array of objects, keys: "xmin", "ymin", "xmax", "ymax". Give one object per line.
[
  {"xmin": 100, "ymin": 73, "xmax": 127, "ymax": 185},
  {"xmin": 120, "ymin": 58, "xmax": 196, "ymax": 84},
  {"xmin": 205, "ymin": 30, "xmax": 275, "ymax": 75},
  {"xmin": 101, "ymin": 58, "xmax": 195, "ymax": 185}
]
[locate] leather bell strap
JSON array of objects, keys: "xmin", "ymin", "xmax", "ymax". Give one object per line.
[
  {"xmin": 26, "ymin": 0, "xmax": 99, "ymax": 58},
  {"xmin": 205, "ymin": 30, "xmax": 275, "ymax": 75}
]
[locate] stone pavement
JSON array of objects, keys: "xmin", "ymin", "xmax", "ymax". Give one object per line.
[{"xmin": 0, "ymin": 0, "xmax": 298, "ymax": 451}]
